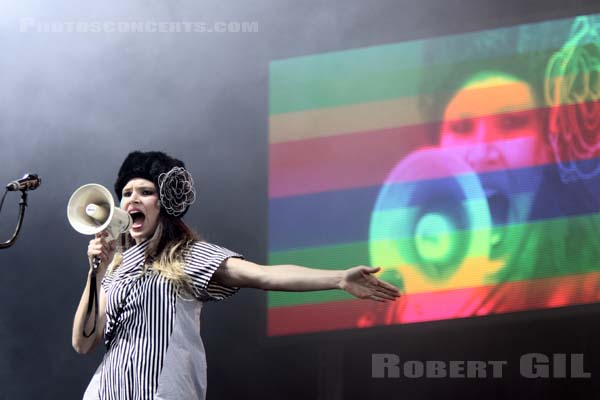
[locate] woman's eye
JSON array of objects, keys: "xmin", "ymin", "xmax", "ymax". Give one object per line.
[
  {"xmin": 448, "ymin": 119, "xmax": 474, "ymax": 135},
  {"xmin": 143, "ymin": 190, "xmax": 154, "ymax": 196},
  {"xmin": 123, "ymin": 192, "xmax": 131, "ymax": 197},
  {"xmin": 499, "ymin": 113, "xmax": 529, "ymax": 130}
]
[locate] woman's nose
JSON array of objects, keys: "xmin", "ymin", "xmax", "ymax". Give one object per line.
[
  {"xmin": 129, "ymin": 192, "xmax": 141, "ymax": 204},
  {"xmin": 465, "ymin": 144, "xmax": 501, "ymax": 169},
  {"xmin": 465, "ymin": 120, "xmax": 502, "ymax": 168}
]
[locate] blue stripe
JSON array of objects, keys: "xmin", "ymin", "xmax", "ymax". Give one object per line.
[
  {"xmin": 269, "ymin": 185, "xmax": 379, "ymax": 252},
  {"xmin": 269, "ymin": 161, "xmax": 600, "ymax": 251}
]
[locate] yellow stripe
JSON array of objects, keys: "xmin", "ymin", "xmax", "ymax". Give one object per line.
[
  {"xmin": 269, "ymin": 97, "xmax": 421, "ymax": 144},
  {"xmin": 270, "ymin": 77, "xmax": 595, "ymax": 144},
  {"xmin": 269, "ymin": 82, "xmax": 535, "ymax": 144}
]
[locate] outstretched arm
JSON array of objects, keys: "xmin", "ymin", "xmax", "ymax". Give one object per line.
[{"xmin": 213, "ymin": 258, "xmax": 400, "ymax": 302}]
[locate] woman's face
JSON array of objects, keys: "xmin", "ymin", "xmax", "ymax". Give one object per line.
[
  {"xmin": 439, "ymin": 72, "xmax": 549, "ymax": 171},
  {"xmin": 121, "ymin": 178, "xmax": 161, "ymax": 244}
]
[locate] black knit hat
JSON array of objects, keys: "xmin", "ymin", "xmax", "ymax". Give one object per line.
[{"xmin": 115, "ymin": 151, "xmax": 195, "ymax": 218}]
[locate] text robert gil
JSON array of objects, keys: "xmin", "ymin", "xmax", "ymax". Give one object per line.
[{"xmin": 372, "ymin": 353, "xmax": 590, "ymax": 379}]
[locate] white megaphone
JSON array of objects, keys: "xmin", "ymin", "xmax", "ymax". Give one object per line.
[
  {"xmin": 67, "ymin": 183, "xmax": 132, "ymax": 240},
  {"xmin": 369, "ymin": 147, "xmax": 494, "ymax": 290}
]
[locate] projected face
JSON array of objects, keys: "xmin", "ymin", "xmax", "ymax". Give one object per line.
[
  {"xmin": 439, "ymin": 72, "xmax": 550, "ymax": 257},
  {"xmin": 440, "ymin": 72, "xmax": 548, "ymax": 171}
]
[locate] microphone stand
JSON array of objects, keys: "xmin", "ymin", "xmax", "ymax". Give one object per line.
[{"xmin": 0, "ymin": 190, "xmax": 28, "ymax": 249}]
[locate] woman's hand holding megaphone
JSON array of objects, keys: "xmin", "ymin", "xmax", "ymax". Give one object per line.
[{"xmin": 87, "ymin": 231, "xmax": 116, "ymax": 273}]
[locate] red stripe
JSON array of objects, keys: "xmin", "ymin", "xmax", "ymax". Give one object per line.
[
  {"xmin": 267, "ymin": 271, "xmax": 600, "ymax": 336},
  {"xmin": 269, "ymin": 124, "xmax": 432, "ymax": 198},
  {"xmin": 269, "ymin": 101, "xmax": 600, "ymax": 198}
]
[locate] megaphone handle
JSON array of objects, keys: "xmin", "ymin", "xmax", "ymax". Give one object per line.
[
  {"xmin": 83, "ymin": 257, "xmax": 101, "ymax": 338},
  {"xmin": 91, "ymin": 255, "xmax": 101, "ymax": 271}
]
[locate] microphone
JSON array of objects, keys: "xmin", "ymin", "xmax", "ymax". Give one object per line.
[{"xmin": 6, "ymin": 173, "xmax": 42, "ymax": 191}]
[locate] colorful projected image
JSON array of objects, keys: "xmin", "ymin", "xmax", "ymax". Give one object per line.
[{"xmin": 268, "ymin": 14, "xmax": 600, "ymax": 336}]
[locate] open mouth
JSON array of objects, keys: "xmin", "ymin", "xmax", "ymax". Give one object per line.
[{"xmin": 129, "ymin": 210, "xmax": 146, "ymax": 229}]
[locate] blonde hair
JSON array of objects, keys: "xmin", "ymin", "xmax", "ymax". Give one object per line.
[{"xmin": 109, "ymin": 215, "xmax": 200, "ymax": 295}]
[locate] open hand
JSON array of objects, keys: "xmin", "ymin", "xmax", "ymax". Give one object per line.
[{"xmin": 340, "ymin": 266, "xmax": 401, "ymax": 302}]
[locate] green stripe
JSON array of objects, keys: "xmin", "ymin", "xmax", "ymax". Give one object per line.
[
  {"xmin": 270, "ymin": 48, "xmax": 586, "ymax": 115},
  {"xmin": 268, "ymin": 241, "xmax": 370, "ymax": 268},
  {"xmin": 267, "ymin": 242, "xmax": 369, "ymax": 307},
  {"xmin": 268, "ymin": 212, "xmax": 600, "ymax": 307},
  {"xmin": 269, "ymin": 43, "xmax": 423, "ymax": 115},
  {"xmin": 270, "ymin": 14, "xmax": 598, "ymax": 114}
]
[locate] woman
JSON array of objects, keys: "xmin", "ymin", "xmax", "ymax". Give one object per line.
[
  {"xmin": 72, "ymin": 150, "xmax": 400, "ymax": 400},
  {"xmin": 370, "ymin": 23, "xmax": 600, "ymax": 326},
  {"xmin": 418, "ymin": 29, "xmax": 600, "ymax": 313}
]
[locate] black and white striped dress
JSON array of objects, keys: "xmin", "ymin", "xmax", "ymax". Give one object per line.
[{"xmin": 83, "ymin": 240, "xmax": 242, "ymax": 400}]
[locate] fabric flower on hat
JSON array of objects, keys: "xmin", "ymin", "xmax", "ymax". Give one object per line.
[
  {"xmin": 545, "ymin": 16, "xmax": 600, "ymax": 182},
  {"xmin": 158, "ymin": 167, "xmax": 196, "ymax": 217}
]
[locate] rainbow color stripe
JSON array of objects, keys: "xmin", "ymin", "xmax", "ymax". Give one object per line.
[{"xmin": 268, "ymin": 14, "xmax": 600, "ymax": 336}]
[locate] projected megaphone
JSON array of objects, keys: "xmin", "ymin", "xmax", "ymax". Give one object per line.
[
  {"xmin": 67, "ymin": 183, "xmax": 132, "ymax": 240},
  {"xmin": 369, "ymin": 148, "xmax": 501, "ymax": 294}
]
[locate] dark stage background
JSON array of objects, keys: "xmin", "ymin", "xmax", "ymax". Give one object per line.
[{"xmin": 2, "ymin": 1, "xmax": 600, "ymax": 399}]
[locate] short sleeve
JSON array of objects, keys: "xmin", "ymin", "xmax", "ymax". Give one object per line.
[{"xmin": 183, "ymin": 241, "xmax": 244, "ymax": 301}]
